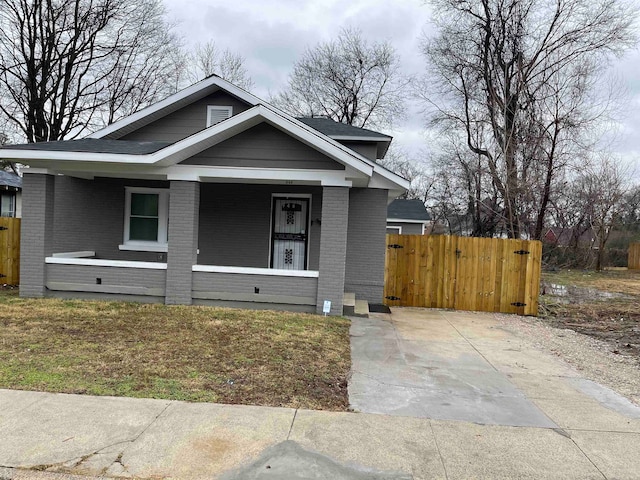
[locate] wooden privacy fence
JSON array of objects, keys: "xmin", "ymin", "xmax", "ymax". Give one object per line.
[
  {"xmin": 0, "ymin": 217, "xmax": 20, "ymax": 285},
  {"xmin": 630, "ymin": 243, "xmax": 640, "ymax": 270},
  {"xmin": 384, "ymin": 234, "xmax": 542, "ymax": 316}
]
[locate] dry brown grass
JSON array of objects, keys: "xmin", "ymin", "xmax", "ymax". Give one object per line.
[
  {"xmin": 0, "ymin": 290, "xmax": 351, "ymax": 410},
  {"xmin": 542, "ymin": 268, "xmax": 640, "ymax": 296},
  {"xmin": 540, "ymin": 269, "xmax": 640, "ymax": 361}
]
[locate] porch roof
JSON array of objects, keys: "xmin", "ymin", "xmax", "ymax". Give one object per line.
[{"xmin": 4, "ymin": 138, "xmax": 170, "ymax": 155}]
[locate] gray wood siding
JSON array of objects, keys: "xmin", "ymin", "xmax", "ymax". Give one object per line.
[
  {"xmin": 197, "ymin": 184, "xmax": 322, "ymax": 270},
  {"xmin": 338, "ymin": 141, "xmax": 378, "ymax": 161},
  {"xmin": 192, "ymin": 272, "xmax": 317, "ymax": 299},
  {"xmin": 52, "ymin": 176, "xmax": 169, "ymax": 262},
  {"xmin": 181, "ymin": 122, "xmax": 344, "ymax": 170},
  {"xmin": 119, "ymin": 91, "xmax": 251, "ymax": 143}
]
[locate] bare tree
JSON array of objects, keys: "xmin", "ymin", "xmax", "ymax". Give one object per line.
[
  {"xmin": 576, "ymin": 158, "xmax": 629, "ymax": 270},
  {"xmin": 273, "ymin": 28, "xmax": 407, "ymax": 128},
  {"xmin": 187, "ymin": 41, "xmax": 253, "ymax": 90},
  {"xmin": 0, "ymin": 0, "xmax": 182, "ymax": 142},
  {"xmin": 421, "ymin": 0, "xmax": 637, "ymax": 239},
  {"xmin": 378, "ymin": 146, "xmax": 435, "ymax": 203}
]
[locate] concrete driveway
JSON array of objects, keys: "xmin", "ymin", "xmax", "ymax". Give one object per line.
[{"xmin": 349, "ymin": 308, "xmax": 640, "ymax": 429}]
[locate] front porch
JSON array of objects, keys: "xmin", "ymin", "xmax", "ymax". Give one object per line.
[{"xmin": 21, "ymin": 174, "xmax": 365, "ymax": 315}]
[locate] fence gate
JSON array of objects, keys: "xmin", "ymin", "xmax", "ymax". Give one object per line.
[
  {"xmin": 0, "ymin": 217, "xmax": 20, "ymax": 285},
  {"xmin": 629, "ymin": 243, "xmax": 640, "ymax": 270},
  {"xmin": 384, "ymin": 234, "xmax": 542, "ymax": 316}
]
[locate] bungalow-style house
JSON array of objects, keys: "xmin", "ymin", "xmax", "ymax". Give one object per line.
[
  {"xmin": 386, "ymin": 198, "xmax": 431, "ymax": 235},
  {"xmin": 0, "ymin": 170, "xmax": 22, "ymax": 218},
  {"xmin": 543, "ymin": 227, "xmax": 597, "ymax": 248},
  {"xmin": 0, "ymin": 76, "xmax": 408, "ymax": 315}
]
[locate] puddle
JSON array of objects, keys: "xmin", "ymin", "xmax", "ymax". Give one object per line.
[{"xmin": 542, "ymin": 282, "xmax": 630, "ymax": 304}]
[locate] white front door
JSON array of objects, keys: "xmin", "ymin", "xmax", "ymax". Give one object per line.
[{"xmin": 271, "ymin": 197, "xmax": 309, "ymax": 270}]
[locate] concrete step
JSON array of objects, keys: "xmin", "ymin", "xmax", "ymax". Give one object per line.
[
  {"xmin": 354, "ymin": 299, "xmax": 370, "ymax": 317},
  {"xmin": 343, "ymin": 292, "xmax": 356, "ymax": 307},
  {"xmin": 342, "ymin": 292, "xmax": 369, "ymax": 318}
]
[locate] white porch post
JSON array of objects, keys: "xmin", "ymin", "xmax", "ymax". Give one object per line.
[
  {"xmin": 316, "ymin": 186, "xmax": 349, "ymax": 315},
  {"xmin": 19, "ymin": 172, "xmax": 55, "ymax": 297},
  {"xmin": 165, "ymin": 181, "xmax": 200, "ymax": 304}
]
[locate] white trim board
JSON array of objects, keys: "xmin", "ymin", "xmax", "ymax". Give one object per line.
[
  {"xmin": 45, "ymin": 257, "xmax": 168, "ymax": 270},
  {"xmin": 387, "ymin": 218, "xmax": 430, "ymax": 224},
  {"xmin": 193, "ymin": 264, "xmax": 319, "ymax": 278}
]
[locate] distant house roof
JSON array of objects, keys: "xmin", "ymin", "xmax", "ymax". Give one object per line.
[
  {"xmin": 544, "ymin": 227, "xmax": 596, "ymax": 246},
  {"xmin": 3, "ymin": 138, "xmax": 171, "ymax": 155},
  {"xmin": 387, "ymin": 199, "xmax": 431, "ymax": 222},
  {"xmin": 0, "ymin": 170, "xmax": 22, "ymax": 189}
]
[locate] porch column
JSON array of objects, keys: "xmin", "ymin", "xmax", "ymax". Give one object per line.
[
  {"xmin": 20, "ymin": 173, "xmax": 55, "ymax": 297},
  {"xmin": 166, "ymin": 181, "xmax": 199, "ymax": 305},
  {"xmin": 316, "ymin": 186, "xmax": 349, "ymax": 315}
]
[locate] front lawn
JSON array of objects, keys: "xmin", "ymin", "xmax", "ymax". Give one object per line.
[{"xmin": 0, "ymin": 290, "xmax": 351, "ymax": 410}]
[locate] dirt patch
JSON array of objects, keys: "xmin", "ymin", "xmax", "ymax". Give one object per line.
[{"xmin": 540, "ymin": 269, "xmax": 640, "ymax": 364}]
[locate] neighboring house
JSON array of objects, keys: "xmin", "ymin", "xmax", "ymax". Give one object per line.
[
  {"xmin": 0, "ymin": 76, "xmax": 408, "ymax": 315},
  {"xmin": 543, "ymin": 227, "xmax": 597, "ymax": 248},
  {"xmin": 0, "ymin": 170, "xmax": 22, "ymax": 218},
  {"xmin": 386, "ymin": 198, "xmax": 431, "ymax": 235}
]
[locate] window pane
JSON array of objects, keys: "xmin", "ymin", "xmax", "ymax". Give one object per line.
[
  {"xmin": 129, "ymin": 217, "xmax": 158, "ymax": 241},
  {"xmin": 131, "ymin": 193, "xmax": 158, "ymax": 216}
]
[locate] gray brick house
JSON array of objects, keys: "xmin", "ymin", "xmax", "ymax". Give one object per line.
[{"xmin": 0, "ymin": 76, "xmax": 408, "ymax": 315}]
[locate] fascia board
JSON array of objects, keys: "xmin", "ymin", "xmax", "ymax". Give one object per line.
[
  {"xmin": 0, "ymin": 149, "xmax": 147, "ymax": 164},
  {"xmin": 87, "ymin": 76, "xmax": 262, "ymax": 139},
  {"xmin": 162, "ymin": 165, "xmax": 352, "ymax": 186},
  {"xmin": 329, "ymin": 135, "xmax": 392, "ymax": 142}
]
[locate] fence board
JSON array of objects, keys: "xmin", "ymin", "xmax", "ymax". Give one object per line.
[
  {"xmin": 629, "ymin": 243, "xmax": 640, "ymax": 270},
  {"xmin": 0, "ymin": 217, "xmax": 20, "ymax": 285},
  {"xmin": 384, "ymin": 234, "xmax": 542, "ymax": 316}
]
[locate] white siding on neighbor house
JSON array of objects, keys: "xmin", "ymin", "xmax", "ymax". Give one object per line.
[{"xmin": 387, "ymin": 221, "xmax": 425, "ymax": 235}]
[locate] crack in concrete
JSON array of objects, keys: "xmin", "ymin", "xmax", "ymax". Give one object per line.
[
  {"xmin": 428, "ymin": 420, "xmax": 449, "ymax": 480},
  {"xmin": 286, "ymin": 409, "xmax": 298, "ymax": 441},
  {"xmin": 101, "ymin": 401, "xmax": 173, "ymax": 475},
  {"xmin": 568, "ymin": 437, "xmax": 609, "ymax": 480}
]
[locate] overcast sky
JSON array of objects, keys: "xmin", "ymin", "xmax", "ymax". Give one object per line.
[{"xmin": 164, "ymin": 0, "xmax": 640, "ymax": 174}]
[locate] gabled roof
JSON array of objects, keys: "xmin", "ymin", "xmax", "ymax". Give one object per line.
[
  {"xmin": 0, "ymin": 77, "xmax": 409, "ymax": 196},
  {"xmin": 387, "ymin": 199, "xmax": 431, "ymax": 221},
  {"xmin": 0, "ymin": 170, "xmax": 22, "ymax": 189},
  {"xmin": 88, "ymin": 75, "xmax": 262, "ymax": 140},
  {"xmin": 297, "ymin": 117, "xmax": 391, "ymax": 159}
]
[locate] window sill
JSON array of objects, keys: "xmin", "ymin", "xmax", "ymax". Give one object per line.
[{"xmin": 119, "ymin": 243, "xmax": 168, "ymax": 253}]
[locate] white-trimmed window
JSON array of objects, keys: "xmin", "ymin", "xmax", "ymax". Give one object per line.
[
  {"xmin": 206, "ymin": 106, "xmax": 233, "ymax": 127},
  {"xmin": 120, "ymin": 187, "xmax": 169, "ymax": 252},
  {"xmin": 386, "ymin": 226, "xmax": 402, "ymax": 235},
  {"xmin": 0, "ymin": 193, "xmax": 15, "ymax": 217}
]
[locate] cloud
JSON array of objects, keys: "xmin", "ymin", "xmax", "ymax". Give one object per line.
[{"xmin": 162, "ymin": 0, "xmax": 640, "ymax": 167}]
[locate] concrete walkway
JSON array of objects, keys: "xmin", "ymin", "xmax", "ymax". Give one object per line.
[{"xmin": 1, "ymin": 308, "xmax": 640, "ymax": 479}]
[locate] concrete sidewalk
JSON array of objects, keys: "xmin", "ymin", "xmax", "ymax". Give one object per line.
[
  {"xmin": 1, "ymin": 310, "xmax": 640, "ymax": 479},
  {"xmin": 1, "ymin": 387, "xmax": 639, "ymax": 479}
]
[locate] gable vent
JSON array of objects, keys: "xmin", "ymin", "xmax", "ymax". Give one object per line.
[{"xmin": 207, "ymin": 106, "xmax": 233, "ymax": 127}]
